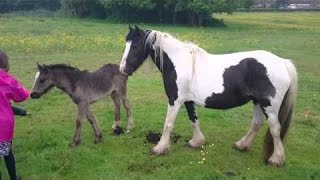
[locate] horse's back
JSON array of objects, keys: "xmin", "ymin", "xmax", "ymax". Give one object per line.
[{"xmin": 189, "ymin": 50, "xmax": 291, "ymax": 108}]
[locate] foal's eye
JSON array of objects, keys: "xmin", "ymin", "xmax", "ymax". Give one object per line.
[{"xmin": 39, "ymin": 79, "xmax": 45, "ymax": 83}]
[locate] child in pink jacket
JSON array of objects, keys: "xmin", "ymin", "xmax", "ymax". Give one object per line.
[{"xmin": 0, "ymin": 50, "xmax": 29, "ymax": 180}]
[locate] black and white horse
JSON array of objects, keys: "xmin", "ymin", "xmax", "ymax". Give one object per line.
[{"xmin": 119, "ymin": 26, "xmax": 297, "ymax": 166}]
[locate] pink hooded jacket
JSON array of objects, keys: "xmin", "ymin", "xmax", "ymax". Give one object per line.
[{"xmin": 0, "ymin": 70, "xmax": 29, "ymax": 142}]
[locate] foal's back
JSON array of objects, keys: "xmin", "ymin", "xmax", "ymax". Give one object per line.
[{"xmin": 75, "ymin": 64, "xmax": 127, "ymax": 103}]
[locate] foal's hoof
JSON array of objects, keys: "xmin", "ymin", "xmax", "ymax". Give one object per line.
[
  {"xmin": 150, "ymin": 146, "xmax": 169, "ymax": 156},
  {"xmin": 126, "ymin": 125, "xmax": 134, "ymax": 132},
  {"xmin": 69, "ymin": 141, "xmax": 80, "ymax": 148},
  {"xmin": 94, "ymin": 138, "xmax": 103, "ymax": 144}
]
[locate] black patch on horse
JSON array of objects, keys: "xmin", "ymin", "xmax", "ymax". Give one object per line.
[
  {"xmin": 185, "ymin": 101, "xmax": 198, "ymax": 123},
  {"xmin": 149, "ymin": 48, "xmax": 178, "ymax": 106},
  {"xmin": 124, "ymin": 27, "xmax": 179, "ymax": 106},
  {"xmin": 205, "ymin": 58, "xmax": 276, "ymax": 110}
]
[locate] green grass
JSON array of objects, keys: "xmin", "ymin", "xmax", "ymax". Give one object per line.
[{"xmin": 0, "ymin": 12, "xmax": 319, "ymax": 179}]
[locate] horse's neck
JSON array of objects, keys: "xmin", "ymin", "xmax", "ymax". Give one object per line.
[
  {"xmin": 150, "ymin": 37, "xmax": 205, "ymax": 73},
  {"xmin": 159, "ymin": 37, "xmax": 180, "ymax": 57}
]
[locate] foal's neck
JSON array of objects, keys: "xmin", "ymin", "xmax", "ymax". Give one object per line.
[{"xmin": 52, "ymin": 68, "xmax": 83, "ymax": 94}]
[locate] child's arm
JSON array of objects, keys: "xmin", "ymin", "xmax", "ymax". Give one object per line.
[
  {"xmin": 9, "ymin": 76, "xmax": 29, "ymax": 102},
  {"xmin": 11, "ymin": 105, "xmax": 27, "ymax": 116}
]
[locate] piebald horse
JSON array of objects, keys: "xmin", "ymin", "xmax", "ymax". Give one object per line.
[{"xmin": 119, "ymin": 26, "xmax": 297, "ymax": 166}]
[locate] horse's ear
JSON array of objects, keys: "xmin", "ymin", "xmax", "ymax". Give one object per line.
[
  {"xmin": 129, "ymin": 25, "xmax": 133, "ymax": 31},
  {"xmin": 134, "ymin": 25, "xmax": 144, "ymax": 36},
  {"xmin": 135, "ymin": 25, "xmax": 141, "ymax": 31}
]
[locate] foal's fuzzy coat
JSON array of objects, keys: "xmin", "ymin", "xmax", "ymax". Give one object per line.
[{"xmin": 31, "ymin": 63, "xmax": 133, "ymax": 147}]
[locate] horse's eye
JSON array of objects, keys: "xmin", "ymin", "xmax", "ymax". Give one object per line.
[
  {"xmin": 39, "ymin": 79, "xmax": 45, "ymax": 83},
  {"xmin": 131, "ymin": 43, "xmax": 138, "ymax": 48}
]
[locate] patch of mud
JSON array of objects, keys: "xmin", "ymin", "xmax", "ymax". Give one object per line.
[
  {"xmin": 224, "ymin": 171, "xmax": 236, "ymax": 177},
  {"xmin": 145, "ymin": 131, "xmax": 182, "ymax": 144},
  {"xmin": 113, "ymin": 126, "xmax": 124, "ymax": 135}
]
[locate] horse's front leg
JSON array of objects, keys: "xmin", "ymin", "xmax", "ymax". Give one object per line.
[
  {"xmin": 69, "ymin": 103, "xmax": 86, "ymax": 148},
  {"xmin": 151, "ymin": 103, "xmax": 181, "ymax": 155},
  {"xmin": 185, "ymin": 101, "xmax": 205, "ymax": 148}
]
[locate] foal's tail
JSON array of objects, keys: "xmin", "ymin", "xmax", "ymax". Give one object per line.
[{"xmin": 263, "ymin": 60, "xmax": 297, "ymax": 163}]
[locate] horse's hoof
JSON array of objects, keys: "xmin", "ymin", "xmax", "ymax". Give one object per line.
[
  {"xmin": 268, "ymin": 155, "xmax": 285, "ymax": 167},
  {"xmin": 150, "ymin": 146, "xmax": 169, "ymax": 156},
  {"xmin": 186, "ymin": 139, "xmax": 204, "ymax": 149},
  {"xmin": 184, "ymin": 143, "xmax": 204, "ymax": 150},
  {"xmin": 233, "ymin": 142, "xmax": 249, "ymax": 151}
]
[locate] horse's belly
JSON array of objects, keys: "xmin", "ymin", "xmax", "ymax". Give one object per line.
[{"xmin": 204, "ymin": 92, "xmax": 251, "ymax": 109}]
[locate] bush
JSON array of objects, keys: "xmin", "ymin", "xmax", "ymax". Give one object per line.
[
  {"xmin": 0, "ymin": 0, "xmax": 251, "ymax": 26},
  {"xmin": 0, "ymin": 0, "xmax": 60, "ymax": 13},
  {"xmin": 99, "ymin": 0, "xmax": 237, "ymax": 26},
  {"xmin": 60, "ymin": 0, "xmax": 106, "ymax": 18}
]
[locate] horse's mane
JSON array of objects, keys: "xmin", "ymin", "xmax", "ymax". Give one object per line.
[
  {"xmin": 45, "ymin": 64, "xmax": 85, "ymax": 73},
  {"xmin": 145, "ymin": 30, "xmax": 206, "ymax": 74}
]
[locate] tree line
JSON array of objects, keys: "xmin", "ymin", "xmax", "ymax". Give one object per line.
[{"xmin": 0, "ymin": 0, "xmax": 253, "ymax": 26}]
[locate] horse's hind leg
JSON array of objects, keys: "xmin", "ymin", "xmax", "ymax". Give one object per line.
[
  {"xmin": 69, "ymin": 103, "xmax": 86, "ymax": 147},
  {"xmin": 185, "ymin": 101, "xmax": 205, "ymax": 148},
  {"xmin": 265, "ymin": 108, "xmax": 285, "ymax": 166},
  {"xmin": 111, "ymin": 91, "xmax": 121, "ymax": 130},
  {"xmin": 85, "ymin": 108, "xmax": 103, "ymax": 144},
  {"xmin": 234, "ymin": 104, "xmax": 264, "ymax": 151}
]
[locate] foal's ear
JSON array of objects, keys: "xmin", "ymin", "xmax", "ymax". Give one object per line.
[
  {"xmin": 37, "ymin": 63, "xmax": 48, "ymax": 73},
  {"xmin": 37, "ymin": 63, "xmax": 42, "ymax": 70}
]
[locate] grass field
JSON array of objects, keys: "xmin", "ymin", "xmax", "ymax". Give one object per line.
[{"xmin": 0, "ymin": 12, "xmax": 319, "ymax": 179}]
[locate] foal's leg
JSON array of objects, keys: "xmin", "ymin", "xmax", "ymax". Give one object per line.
[
  {"xmin": 234, "ymin": 104, "xmax": 264, "ymax": 151},
  {"xmin": 152, "ymin": 103, "xmax": 182, "ymax": 155},
  {"xmin": 118, "ymin": 91, "xmax": 134, "ymax": 131},
  {"xmin": 70, "ymin": 103, "xmax": 86, "ymax": 147},
  {"xmin": 111, "ymin": 91, "xmax": 121, "ymax": 130},
  {"xmin": 185, "ymin": 101, "xmax": 205, "ymax": 148},
  {"xmin": 85, "ymin": 108, "xmax": 103, "ymax": 144}
]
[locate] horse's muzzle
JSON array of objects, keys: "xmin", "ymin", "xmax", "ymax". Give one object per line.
[{"xmin": 119, "ymin": 66, "xmax": 128, "ymax": 76}]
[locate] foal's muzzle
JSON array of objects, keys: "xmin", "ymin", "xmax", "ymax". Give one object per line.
[{"xmin": 30, "ymin": 92, "xmax": 41, "ymax": 99}]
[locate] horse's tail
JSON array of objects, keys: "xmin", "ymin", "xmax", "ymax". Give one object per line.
[{"xmin": 263, "ymin": 59, "xmax": 297, "ymax": 163}]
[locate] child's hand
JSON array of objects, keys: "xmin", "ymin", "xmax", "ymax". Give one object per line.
[{"xmin": 27, "ymin": 112, "xmax": 32, "ymax": 118}]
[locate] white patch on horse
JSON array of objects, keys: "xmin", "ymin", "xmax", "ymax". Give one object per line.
[
  {"xmin": 149, "ymin": 33, "xmax": 289, "ymax": 107},
  {"xmin": 119, "ymin": 41, "xmax": 132, "ymax": 73},
  {"xmin": 32, "ymin": 71, "xmax": 40, "ymax": 89}
]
